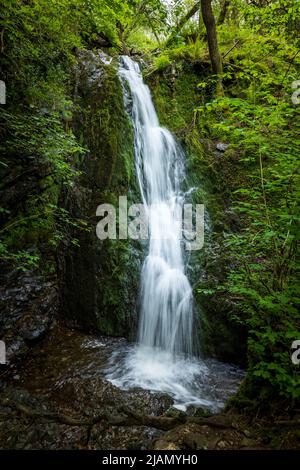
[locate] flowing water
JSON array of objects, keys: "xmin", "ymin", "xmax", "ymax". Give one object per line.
[
  {"xmin": 121, "ymin": 56, "xmax": 194, "ymax": 354},
  {"xmin": 106, "ymin": 56, "xmax": 243, "ymax": 411}
]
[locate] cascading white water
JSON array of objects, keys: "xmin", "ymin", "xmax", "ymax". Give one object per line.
[
  {"xmin": 106, "ymin": 57, "xmax": 244, "ymax": 411},
  {"xmin": 119, "ymin": 56, "xmax": 194, "ymax": 356}
]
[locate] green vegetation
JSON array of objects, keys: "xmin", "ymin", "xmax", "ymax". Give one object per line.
[{"xmin": 0, "ymin": 0, "xmax": 165, "ymax": 272}]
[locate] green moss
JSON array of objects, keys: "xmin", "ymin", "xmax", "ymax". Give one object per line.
[
  {"xmin": 153, "ymin": 55, "xmax": 171, "ymax": 71},
  {"xmin": 61, "ymin": 52, "xmax": 140, "ymax": 338}
]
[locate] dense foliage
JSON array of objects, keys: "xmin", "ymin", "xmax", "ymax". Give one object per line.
[
  {"xmin": 149, "ymin": 0, "xmax": 300, "ymax": 406},
  {"xmin": 197, "ymin": 29, "xmax": 300, "ymax": 402}
]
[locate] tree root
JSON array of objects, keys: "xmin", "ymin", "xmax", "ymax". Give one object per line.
[
  {"xmin": 0, "ymin": 397, "xmax": 234, "ymax": 432},
  {"xmin": 0, "ymin": 398, "xmax": 90, "ymax": 426},
  {"xmin": 274, "ymin": 420, "xmax": 300, "ymax": 428}
]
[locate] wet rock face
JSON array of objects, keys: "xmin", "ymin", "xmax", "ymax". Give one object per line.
[
  {"xmin": 0, "ymin": 270, "xmax": 57, "ymax": 364},
  {"xmin": 59, "ymin": 50, "xmax": 141, "ymax": 338}
]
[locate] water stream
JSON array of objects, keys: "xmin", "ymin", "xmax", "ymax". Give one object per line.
[{"xmin": 106, "ymin": 57, "xmax": 243, "ymax": 411}]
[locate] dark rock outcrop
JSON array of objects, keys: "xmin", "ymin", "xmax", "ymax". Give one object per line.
[{"xmin": 59, "ymin": 51, "xmax": 141, "ymax": 338}]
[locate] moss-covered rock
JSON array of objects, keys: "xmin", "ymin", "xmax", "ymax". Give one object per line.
[{"xmin": 60, "ymin": 51, "xmax": 141, "ymax": 338}]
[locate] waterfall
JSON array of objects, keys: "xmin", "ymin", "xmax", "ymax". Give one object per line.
[
  {"xmin": 106, "ymin": 57, "xmax": 244, "ymax": 411},
  {"xmin": 119, "ymin": 56, "xmax": 194, "ymax": 356}
]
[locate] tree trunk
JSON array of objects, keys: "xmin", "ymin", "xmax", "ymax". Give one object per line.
[
  {"xmin": 217, "ymin": 0, "xmax": 230, "ymax": 25},
  {"xmin": 201, "ymin": 0, "xmax": 223, "ymax": 94}
]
